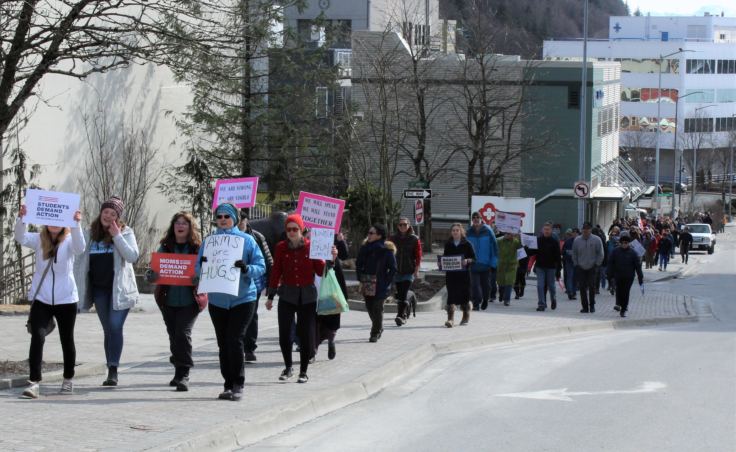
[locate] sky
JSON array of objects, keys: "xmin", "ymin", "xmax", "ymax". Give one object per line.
[{"xmin": 625, "ymin": 1, "xmax": 736, "ymax": 17}]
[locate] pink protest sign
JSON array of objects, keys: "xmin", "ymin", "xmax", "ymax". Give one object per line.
[
  {"xmin": 296, "ymin": 192, "xmax": 345, "ymax": 232},
  {"xmin": 212, "ymin": 177, "xmax": 259, "ymax": 209}
]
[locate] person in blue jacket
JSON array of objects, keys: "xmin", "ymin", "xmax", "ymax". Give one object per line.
[
  {"xmin": 195, "ymin": 203, "xmax": 265, "ymax": 401},
  {"xmin": 466, "ymin": 212, "xmax": 499, "ymax": 311}
]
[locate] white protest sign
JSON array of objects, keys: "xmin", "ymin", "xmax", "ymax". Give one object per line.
[
  {"xmin": 495, "ymin": 211, "xmax": 522, "ymax": 234},
  {"xmin": 471, "ymin": 196, "xmax": 535, "ymax": 233},
  {"xmin": 309, "ymin": 227, "xmax": 334, "ymax": 261},
  {"xmin": 212, "ymin": 177, "xmax": 259, "ymax": 209},
  {"xmin": 198, "ymin": 234, "xmax": 245, "ymax": 296},
  {"xmin": 25, "ymin": 189, "xmax": 80, "ymax": 227},
  {"xmin": 517, "ymin": 248, "xmax": 527, "ymax": 260},
  {"xmin": 296, "ymin": 192, "xmax": 346, "ymax": 233},
  {"xmin": 630, "ymin": 239, "xmax": 646, "ymax": 258},
  {"xmin": 438, "ymin": 255, "xmax": 464, "ymax": 272},
  {"xmin": 520, "ymin": 234, "xmax": 538, "ymax": 250}
]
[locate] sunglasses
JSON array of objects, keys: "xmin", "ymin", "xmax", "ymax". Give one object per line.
[
  {"xmin": 216, "ymin": 214, "xmax": 231, "ymax": 220},
  {"xmin": 398, "ymin": 223, "xmax": 409, "ymax": 227},
  {"xmin": 286, "ymin": 227, "xmax": 300, "ymax": 233},
  {"xmin": 174, "ymin": 221, "xmax": 189, "ymax": 226}
]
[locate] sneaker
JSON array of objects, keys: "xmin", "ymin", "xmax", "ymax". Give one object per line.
[
  {"xmin": 481, "ymin": 300, "xmax": 489, "ymax": 310},
  {"xmin": 328, "ymin": 341, "xmax": 336, "ymax": 360},
  {"xmin": 244, "ymin": 351, "xmax": 257, "ymax": 363},
  {"xmin": 218, "ymin": 389, "xmax": 233, "ymax": 400},
  {"xmin": 369, "ymin": 335, "xmax": 378, "ymax": 343},
  {"xmin": 297, "ymin": 373, "xmax": 309, "ymax": 384},
  {"xmin": 590, "ymin": 306, "xmax": 596, "ymax": 313},
  {"xmin": 308, "ymin": 356, "xmax": 316, "ymax": 364},
  {"xmin": 279, "ymin": 368, "xmax": 294, "ymax": 381},
  {"xmin": 551, "ymin": 300, "xmax": 557, "ymax": 310},
  {"xmin": 614, "ymin": 305, "xmax": 622, "ymax": 312},
  {"xmin": 169, "ymin": 378, "xmax": 179, "ymax": 387},
  {"xmin": 503, "ymin": 301, "xmax": 510, "ymax": 306},
  {"xmin": 231, "ymin": 385, "xmax": 243, "ymax": 401},
  {"xmin": 620, "ymin": 311, "xmax": 627, "ymax": 318},
  {"xmin": 102, "ymin": 366, "xmax": 118, "ymax": 387},
  {"xmin": 536, "ymin": 306, "xmax": 545, "ymax": 312},
  {"xmin": 22, "ymin": 382, "xmax": 40, "ymax": 399},
  {"xmin": 580, "ymin": 309, "xmax": 590, "ymax": 313},
  {"xmin": 394, "ymin": 316, "xmax": 406, "ymax": 327},
  {"xmin": 176, "ymin": 377, "xmax": 189, "ymax": 392},
  {"xmin": 514, "ymin": 295, "xmax": 520, "ymax": 300},
  {"xmin": 60, "ymin": 379, "xmax": 73, "ymax": 394}
]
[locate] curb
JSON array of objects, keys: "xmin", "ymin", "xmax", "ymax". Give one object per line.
[
  {"xmin": 0, "ymin": 362, "xmax": 107, "ymax": 390},
  {"xmin": 156, "ymin": 311, "xmax": 699, "ymax": 452}
]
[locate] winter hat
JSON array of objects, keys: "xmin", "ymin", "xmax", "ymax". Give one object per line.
[
  {"xmin": 101, "ymin": 196, "xmax": 124, "ymax": 218},
  {"xmin": 619, "ymin": 235, "xmax": 632, "ymax": 243},
  {"xmin": 215, "ymin": 203, "xmax": 238, "ymax": 222},
  {"xmin": 285, "ymin": 213, "xmax": 305, "ymax": 232}
]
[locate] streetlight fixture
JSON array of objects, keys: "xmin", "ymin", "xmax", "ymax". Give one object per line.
[
  {"xmin": 671, "ymin": 90, "xmax": 703, "ymax": 217},
  {"xmin": 690, "ymin": 104, "xmax": 716, "ymax": 211},
  {"xmin": 654, "ymin": 48, "xmax": 694, "ymax": 218}
]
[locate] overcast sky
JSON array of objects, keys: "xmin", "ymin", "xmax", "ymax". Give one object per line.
[{"xmin": 626, "ymin": 1, "xmax": 736, "ymax": 17}]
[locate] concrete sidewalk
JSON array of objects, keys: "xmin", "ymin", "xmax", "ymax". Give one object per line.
[{"xmin": 0, "ymin": 280, "xmax": 696, "ymax": 451}]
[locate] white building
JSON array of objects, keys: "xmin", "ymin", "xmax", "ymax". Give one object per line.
[{"xmin": 543, "ymin": 14, "xmax": 736, "ymax": 185}]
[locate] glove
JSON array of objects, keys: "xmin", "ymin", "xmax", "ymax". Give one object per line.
[
  {"xmin": 144, "ymin": 269, "xmax": 158, "ymax": 283},
  {"xmin": 200, "ymin": 255, "xmax": 208, "ymax": 264},
  {"xmin": 234, "ymin": 260, "xmax": 248, "ymax": 273}
]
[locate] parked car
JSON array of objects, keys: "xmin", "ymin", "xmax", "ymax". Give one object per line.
[{"xmin": 685, "ymin": 223, "xmax": 716, "ymax": 254}]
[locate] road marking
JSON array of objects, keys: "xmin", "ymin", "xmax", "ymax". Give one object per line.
[{"xmin": 495, "ymin": 381, "xmax": 667, "ymax": 402}]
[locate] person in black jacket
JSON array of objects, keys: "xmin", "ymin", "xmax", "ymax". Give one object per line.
[
  {"xmin": 678, "ymin": 227, "xmax": 693, "ymax": 264},
  {"xmin": 356, "ymin": 224, "xmax": 397, "ymax": 343},
  {"xmin": 314, "ymin": 232, "xmax": 349, "ymax": 360},
  {"xmin": 531, "ymin": 222, "xmax": 562, "ymax": 312},
  {"xmin": 657, "ymin": 229, "xmax": 674, "ymax": 271},
  {"xmin": 442, "ymin": 223, "xmax": 476, "ymax": 327},
  {"xmin": 606, "ymin": 235, "xmax": 644, "ymax": 317}
]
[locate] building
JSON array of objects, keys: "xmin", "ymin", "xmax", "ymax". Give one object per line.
[
  {"xmin": 351, "ymin": 30, "xmax": 640, "ymax": 233},
  {"xmin": 544, "ymin": 14, "xmax": 736, "ymax": 191}
]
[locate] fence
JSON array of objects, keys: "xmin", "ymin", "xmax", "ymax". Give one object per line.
[{"xmin": 0, "ymin": 252, "xmax": 36, "ymax": 304}]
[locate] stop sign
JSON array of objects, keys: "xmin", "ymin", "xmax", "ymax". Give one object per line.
[{"xmin": 414, "ymin": 200, "xmax": 424, "ymax": 225}]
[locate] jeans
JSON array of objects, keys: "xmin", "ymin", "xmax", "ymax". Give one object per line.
[
  {"xmin": 93, "ymin": 287, "xmax": 129, "ymax": 367},
  {"xmin": 563, "ymin": 261, "xmax": 576, "ymax": 296},
  {"xmin": 499, "ymin": 285, "xmax": 513, "ymax": 303},
  {"xmin": 394, "ymin": 279, "xmax": 412, "ymax": 319},
  {"xmin": 658, "ymin": 252, "xmax": 670, "ymax": 270},
  {"xmin": 29, "ymin": 302, "xmax": 77, "ymax": 381},
  {"xmin": 209, "ymin": 302, "xmax": 255, "ymax": 390},
  {"xmin": 576, "ymin": 267, "xmax": 598, "ymax": 310},
  {"xmin": 278, "ymin": 301, "xmax": 317, "ymax": 374},
  {"xmin": 470, "ymin": 270, "xmax": 491, "ymax": 308},
  {"xmin": 599, "ymin": 265, "xmax": 607, "ymax": 289},
  {"xmin": 364, "ymin": 296, "xmax": 386, "ymax": 337},
  {"xmin": 534, "ymin": 267, "xmax": 557, "ymax": 308},
  {"xmin": 161, "ymin": 303, "xmax": 199, "ymax": 374},
  {"xmin": 243, "ymin": 294, "xmax": 261, "ymax": 354}
]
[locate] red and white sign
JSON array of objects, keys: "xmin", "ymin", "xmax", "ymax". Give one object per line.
[
  {"xmin": 296, "ymin": 191, "xmax": 346, "ymax": 233},
  {"xmin": 470, "ymin": 196, "xmax": 535, "ymax": 234},
  {"xmin": 212, "ymin": 177, "xmax": 259, "ymax": 209},
  {"xmin": 150, "ymin": 253, "xmax": 197, "ymax": 286},
  {"xmin": 414, "ymin": 200, "xmax": 424, "ymax": 225}
]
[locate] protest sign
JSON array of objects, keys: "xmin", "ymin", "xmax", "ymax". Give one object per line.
[
  {"xmin": 25, "ymin": 189, "xmax": 80, "ymax": 227},
  {"xmin": 296, "ymin": 192, "xmax": 345, "ymax": 232},
  {"xmin": 495, "ymin": 211, "xmax": 522, "ymax": 234},
  {"xmin": 151, "ymin": 253, "xmax": 196, "ymax": 286},
  {"xmin": 212, "ymin": 177, "xmax": 259, "ymax": 209},
  {"xmin": 630, "ymin": 239, "xmax": 646, "ymax": 258},
  {"xmin": 471, "ymin": 196, "xmax": 535, "ymax": 233},
  {"xmin": 520, "ymin": 233, "xmax": 538, "ymax": 250},
  {"xmin": 309, "ymin": 227, "xmax": 334, "ymax": 261},
  {"xmin": 198, "ymin": 234, "xmax": 245, "ymax": 296},
  {"xmin": 437, "ymin": 255, "xmax": 465, "ymax": 272},
  {"xmin": 517, "ymin": 248, "xmax": 527, "ymax": 260}
]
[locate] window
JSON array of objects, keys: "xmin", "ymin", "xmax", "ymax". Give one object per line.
[
  {"xmin": 597, "ymin": 104, "xmax": 619, "ymax": 137},
  {"xmin": 684, "ymin": 89, "xmax": 715, "ymax": 103},
  {"xmin": 684, "ymin": 117, "xmax": 714, "ymax": 133},
  {"xmin": 621, "ymin": 88, "xmax": 677, "ymax": 103},
  {"xmin": 568, "ymin": 86, "xmax": 580, "ymax": 108},
  {"xmin": 716, "ymin": 59, "xmax": 736, "ymax": 74},
  {"xmin": 315, "ymin": 86, "xmax": 328, "ymax": 119},
  {"xmin": 686, "ymin": 59, "xmax": 716, "ymax": 74},
  {"xmin": 717, "ymin": 89, "xmax": 736, "ymax": 103},
  {"xmin": 715, "ymin": 117, "xmax": 736, "ymax": 132}
]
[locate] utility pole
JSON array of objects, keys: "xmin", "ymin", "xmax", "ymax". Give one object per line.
[{"xmin": 577, "ymin": 0, "xmax": 589, "ymax": 227}]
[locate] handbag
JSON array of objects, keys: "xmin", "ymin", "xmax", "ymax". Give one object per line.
[
  {"xmin": 359, "ymin": 274, "xmax": 377, "ymax": 297},
  {"xmin": 26, "ymin": 259, "xmax": 57, "ymax": 336},
  {"xmin": 317, "ymin": 268, "xmax": 349, "ymax": 315}
]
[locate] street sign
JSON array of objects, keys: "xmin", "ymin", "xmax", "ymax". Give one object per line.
[
  {"xmin": 573, "ymin": 181, "xmax": 590, "ymax": 199},
  {"xmin": 408, "ymin": 179, "xmax": 430, "ymax": 189},
  {"xmin": 414, "ymin": 200, "xmax": 424, "ymax": 225},
  {"xmin": 404, "ymin": 189, "xmax": 432, "ymax": 199}
]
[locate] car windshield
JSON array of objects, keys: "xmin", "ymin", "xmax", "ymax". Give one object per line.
[{"xmin": 687, "ymin": 225, "xmax": 710, "ymax": 234}]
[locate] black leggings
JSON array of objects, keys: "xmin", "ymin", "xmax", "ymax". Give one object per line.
[
  {"xmin": 29, "ymin": 302, "xmax": 77, "ymax": 382},
  {"xmin": 278, "ymin": 301, "xmax": 317, "ymax": 374}
]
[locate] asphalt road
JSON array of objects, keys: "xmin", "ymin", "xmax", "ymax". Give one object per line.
[{"xmin": 244, "ymin": 226, "xmax": 736, "ymax": 452}]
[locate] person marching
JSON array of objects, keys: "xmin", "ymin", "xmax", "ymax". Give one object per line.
[
  {"xmin": 74, "ymin": 196, "xmax": 139, "ymax": 387},
  {"xmin": 356, "ymin": 224, "xmax": 397, "ymax": 342},
  {"xmin": 442, "ymin": 223, "xmax": 475, "ymax": 327},
  {"xmin": 146, "ymin": 212, "xmax": 203, "ymax": 392},
  {"xmin": 657, "ymin": 229, "xmax": 674, "ymax": 271},
  {"xmin": 466, "ymin": 212, "xmax": 498, "ymax": 310},
  {"xmin": 238, "ymin": 212, "xmax": 273, "ymax": 364},
  {"xmin": 17, "ymin": 205, "xmax": 85, "ymax": 398},
  {"xmin": 572, "ymin": 222, "xmax": 604, "ymax": 314},
  {"xmin": 678, "ymin": 226, "xmax": 693, "ymax": 264},
  {"xmin": 266, "ymin": 214, "xmax": 337, "ymax": 383},
  {"xmin": 197, "ymin": 203, "xmax": 265, "ymax": 401},
  {"xmin": 513, "ymin": 239, "xmax": 530, "ymax": 300},
  {"xmin": 314, "ymin": 232, "xmax": 349, "ymax": 360},
  {"xmin": 390, "ymin": 218, "xmax": 422, "ymax": 327},
  {"xmin": 531, "ymin": 222, "xmax": 562, "ymax": 312},
  {"xmin": 496, "ymin": 232, "xmax": 521, "ymax": 306},
  {"xmin": 561, "ymin": 228, "xmax": 578, "ymax": 300},
  {"xmin": 606, "ymin": 235, "xmax": 644, "ymax": 318}
]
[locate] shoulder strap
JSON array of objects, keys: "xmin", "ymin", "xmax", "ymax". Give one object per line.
[{"xmin": 31, "ymin": 259, "xmax": 54, "ymax": 303}]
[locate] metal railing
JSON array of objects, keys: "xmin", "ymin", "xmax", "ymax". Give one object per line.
[{"xmin": 0, "ymin": 252, "xmax": 36, "ymax": 304}]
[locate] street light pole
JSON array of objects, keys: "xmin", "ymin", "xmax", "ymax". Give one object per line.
[
  {"xmin": 577, "ymin": 0, "xmax": 589, "ymax": 227},
  {"xmin": 690, "ymin": 104, "xmax": 716, "ymax": 212},
  {"xmin": 671, "ymin": 91, "xmax": 703, "ymax": 218}
]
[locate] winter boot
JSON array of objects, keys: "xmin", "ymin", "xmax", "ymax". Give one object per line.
[
  {"xmin": 102, "ymin": 366, "xmax": 118, "ymax": 387},
  {"xmin": 460, "ymin": 303, "xmax": 471, "ymax": 326},
  {"xmin": 394, "ymin": 302, "xmax": 407, "ymax": 326},
  {"xmin": 445, "ymin": 305, "xmax": 456, "ymax": 328}
]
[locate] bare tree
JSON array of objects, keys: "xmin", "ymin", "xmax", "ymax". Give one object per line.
[{"xmin": 620, "ymin": 131, "xmax": 656, "ymax": 180}]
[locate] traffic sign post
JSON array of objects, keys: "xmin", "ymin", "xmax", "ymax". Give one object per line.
[
  {"xmin": 414, "ymin": 199, "xmax": 424, "ymax": 225},
  {"xmin": 574, "ymin": 181, "xmax": 590, "ymax": 199},
  {"xmin": 403, "ymin": 189, "xmax": 432, "ymax": 199}
]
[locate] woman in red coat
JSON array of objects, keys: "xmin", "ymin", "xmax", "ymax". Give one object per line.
[{"xmin": 266, "ymin": 214, "xmax": 336, "ymax": 384}]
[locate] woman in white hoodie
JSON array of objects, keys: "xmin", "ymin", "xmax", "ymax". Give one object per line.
[{"xmin": 16, "ymin": 205, "xmax": 84, "ymax": 399}]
